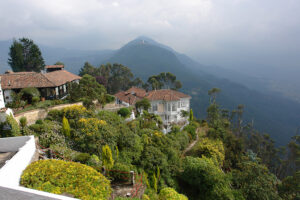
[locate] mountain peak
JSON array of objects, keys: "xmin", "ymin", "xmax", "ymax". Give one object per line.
[{"xmin": 125, "ymin": 36, "xmax": 174, "ymax": 52}]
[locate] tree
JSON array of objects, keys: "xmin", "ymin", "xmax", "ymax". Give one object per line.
[
  {"xmin": 208, "ymin": 88, "xmax": 221, "ymax": 104},
  {"xmin": 102, "ymin": 145, "xmax": 114, "ymax": 171},
  {"xmin": 135, "ymin": 98, "xmax": 151, "ymax": 114},
  {"xmin": 159, "ymin": 187, "xmax": 188, "ymax": 200},
  {"xmin": 147, "ymin": 72, "xmax": 182, "ymax": 90},
  {"xmin": 189, "ymin": 109, "xmax": 194, "ymax": 121},
  {"xmin": 79, "ymin": 62, "xmax": 100, "ymax": 76},
  {"xmin": 69, "ymin": 74, "xmax": 107, "ymax": 105},
  {"xmin": 8, "ymin": 38, "xmax": 45, "ymax": 72},
  {"xmin": 62, "ymin": 116, "xmax": 71, "ymax": 138},
  {"xmin": 54, "ymin": 61, "xmax": 64, "ymax": 66},
  {"xmin": 180, "ymin": 156, "xmax": 234, "ymax": 200},
  {"xmin": 232, "ymin": 160, "xmax": 281, "ymax": 200}
]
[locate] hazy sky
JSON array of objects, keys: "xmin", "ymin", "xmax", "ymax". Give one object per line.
[{"xmin": 0, "ymin": 0, "xmax": 299, "ymax": 71}]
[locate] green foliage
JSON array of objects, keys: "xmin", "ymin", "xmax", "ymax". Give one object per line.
[
  {"xmin": 62, "ymin": 116, "xmax": 71, "ymax": 138},
  {"xmin": 278, "ymin": 171, "xmax": 300, "ymax": 200},
  {"xmin": 69, "ymin": 74, "xmax": 106, "ymax": 104},
  {"xmin": 31, "ymin": 96, "xmax": 40, "ymax": 105},
  {"xmin": 180, "ymin": 110, "xmax": 189, "ymax": 118},
  {"xmin": 118, "ymin": 107, "xmax": 131, "ymax": 118},
  {"xmin": 21, "ymin": 160, "xmax": 111, "ymax": 199},
  {"xmin": 8, "ymin": 38, "xmax": 45, "ymax": 72},
  {"xmin": 189, "ymin": 109, "xmax": 193, "ymax": 122},
  {"xmin": 82, "ymin": 98, "xmax": 95, "ymax": 110},
  {"xmin": 180, "ymin": 156, "xmax": 234, "ymax": 200},
  {"xmin": 188, "ymin": 137, "xmax": 225, "ymax": 167},
  {"xmin": 110, "ymin": 162, "xmax": 131, "ymax": 182},
  {"xmin": 147, "ymin": 72, "xmax": 182, "ymax": 90},
  {"xmin": 135, "ymin": 98, "xmax": 151, "ymax": 113},
  {"xmin": 232, "ymin": 160, "xmax": 281, "ymax": 200},
  {"xmin": 153, "ymin": 173, "xmax": 158, "ymax": 193},
  {"xmin": 74, "ymin": 153, "xmax": 91, "ymax": 164},
  {"xmin": 19, "ymin": 117, "xmax": 27, "ymax": 129},
  {"xmin": 158, "ymin": 187, "xmax": 188, "ymax": 200},
  {"xmin": 105, "ymin": 94, "xmax": 115, "ymax": 103},
  {"xmin": 20, "ymin": 87, "xmax": 40, "ymax": 103},
  {"xmin": 2, "ymin": 114, "xmax": 21, "ymax": 137},
  {"xmin": 102, "ymin": 144, "xmax": 114, "ymax": 170}
]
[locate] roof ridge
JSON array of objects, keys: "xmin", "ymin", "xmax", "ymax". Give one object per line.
[{"xmin": 40, "ymin": 73, "xmax": 57, "ymax": 86}]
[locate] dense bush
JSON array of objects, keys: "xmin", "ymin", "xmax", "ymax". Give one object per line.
[
  {"xmin": 20, "ymin": 87, "xmax": 40, "ymax": 98},
  {"xmin": 1, "ymin": 114, "xmax": 21, "ymax": 137},
  {"xmin": 158, "ymin": 187, "xmax": 188, "ymax": 200},
  {"xmin": 105, "ymin": 94, "xmax": 115, "ymax": 103},
  {"xmin": 31, "ymin": 96, "xmax": 40, "ymax": 105},
  {"xmin": 74, "ymin": 153, "xmax": 91, "ymax": 164},
  {"xmin": 117, "ymin": 107, "xmax": 131, "ymax": 118},
  {"xmin": 110, "ymin": 162, "xmax": 132, "ymax": 182},
  {"xmin": 188, "ymin": 137, "xmax": 225, "ymax": 167},
  {"xmin": 21, "ymin": 160, "xmax": 111, "ymax": 200}
]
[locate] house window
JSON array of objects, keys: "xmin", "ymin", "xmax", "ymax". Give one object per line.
[
  {"xmin": 167, "ymin": 103, "xmax": 171, "ymax": 111},
  {"xmin": 172, "ymin": 103, "xmax": 177, "ymax": 111},
  {"xmin": 178, "ymin": 101, "xmax": 181, "ymax": 108},
  {"xmin": 181, "ymin": 101, "xmax": 186, "ymax": 107},
  {"xmin": 152, "ymin": 104, "xmax": 158, "ymax": 111}
]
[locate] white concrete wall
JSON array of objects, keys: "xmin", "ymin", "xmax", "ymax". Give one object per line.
[
  {"xmin": 0, "ymin": 136, "xmax": 36, "ymax": 187},
  {"xmin": 0, "ymin": 135, "xmax": 78, "ymax": 200}
]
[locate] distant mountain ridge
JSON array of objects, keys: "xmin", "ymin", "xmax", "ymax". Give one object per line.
[{"xmin": 0, "ymin": 37, "xmax": 299, "ymax": 145}]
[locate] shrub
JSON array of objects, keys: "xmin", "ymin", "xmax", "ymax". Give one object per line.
[
  {"xmin": 105, "ymin": 94, "xmax": 115, "ymax": 103},
  {"xmin": 62, "ymin": 116, "xmax": 71, "ymax": 138},
  {"xmin": 102, "ymin": 145, "xmax": 114, "ymax": 170},
  {"xmin": 87, "ymin": 154, "xmax": 101, "ymax": 166},
  {"xmin": 110, "ymin": 162, "xmax": 131, "ymax": 182},
  {"xmin": 158, "ymin": 187, "xmax": 188, "ymax": 200},
  {"xmin": 117, "ymin": 107, "xmax": 131, "ymax": 118},
  {"xmin": 19, "ymin": 117, "xmax": 27, "ymax": 128},
  {"xmin": 21, "ymin": 160, "xmax": 111, "ymax": 200},
  {"xmin": 2, "ymin": 114, "xmax": 21, "ymax": 137},
  {"xmin": 83, "ymin": 98, "xmax": 95, "ymax": 110},
  {"xmin": 188, "ymin": 137, "xmax": 225, "ymax": 167},
  {"xmin": 31, "ymin": 96, "xmax": 40, "ymax": 105},
  {"xmin": 74, "ymin": 153, "xmax": 91, "ymax": 164},
  {"xmin": 47, "ymin": 109, "xmax": 63, "ymax": 121},
  {"xmin": 20, "ymin": 87, "xmax": 40, "ymax": 103},
  {"xmin": 39, "ymin": 130, "xmax": 66, "ymax": 148}
]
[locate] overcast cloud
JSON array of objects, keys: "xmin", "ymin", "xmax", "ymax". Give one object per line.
[{"xmin": 0, "ymin": 0, "xmax": 299, "ymax": 71}]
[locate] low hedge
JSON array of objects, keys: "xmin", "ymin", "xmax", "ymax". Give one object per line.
[{"xmin": 21, "ymin": 159, "xmax": 111, "ymax": 200}]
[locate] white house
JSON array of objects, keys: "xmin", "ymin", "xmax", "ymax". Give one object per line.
[
  {"xmin": 0, "ymin": 77, "xmax": 14, "ymax": 123},
  {"xmin": 115, "ymin": 87, "xmax": 191, "ymax": 125}
]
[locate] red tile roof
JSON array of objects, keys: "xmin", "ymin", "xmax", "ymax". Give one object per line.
[
  {"xmin": 146, "ymin": 89, "xmax": 191, "ymax": 101},
  {"xmin": 114, "ymin": 87, "xmax": 190, "ymax": 104},
  {"xmin": 115, "ymin": 91, "xmax": 144, "ymax": 105},
  {"xmin": 44, "ymin": 70, "xmax": 81, "ymax": 86},
  {"xmin": 45, "ymin": 65, "xmax": 64, "ymax": 69},
  {"xmin": 0, "ymin": 70, "xmax": 81, "ymax": 90}
]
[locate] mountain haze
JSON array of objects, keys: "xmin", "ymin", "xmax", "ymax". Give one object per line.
[{"xmin": 0, "ymin": 37, "xmax": 299, "ymax": 145}]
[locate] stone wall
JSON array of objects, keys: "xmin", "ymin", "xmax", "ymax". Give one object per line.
[
  {"xmin": 14, "ymin": 102, "xmax": 83, "ymax": 125},
  {"xmin": 14, "ymin": 102, "xmax": 124, "ymax": 125}
]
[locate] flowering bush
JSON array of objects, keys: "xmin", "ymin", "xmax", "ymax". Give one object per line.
[
  {"xmin": 21, "ymin": 159, "xmax": 111, "ymax": 200},
  {"xmin": 158, "ymin": 187, "xmax": 188, "ymax": 200}
]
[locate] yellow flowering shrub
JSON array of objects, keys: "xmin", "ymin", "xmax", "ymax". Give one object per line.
[
  {"xmin": 78, "ymin": 118, "xmax": 107, "ymax": 136},
  {"xmin": 159, "ymin": 187, "xmax": 188, "ymax": 200},
  {"xmin": 21, "ymin": 159, "xmax": 111, "ymax": 200},
  {"xmin": 189, "ymin": 137, "xmax": 225, "ymax": 167}
]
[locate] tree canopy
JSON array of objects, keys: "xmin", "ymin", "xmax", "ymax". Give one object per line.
[{"xmin": 8, "ymin": 38, "xmax": 45, "ymax": 72}]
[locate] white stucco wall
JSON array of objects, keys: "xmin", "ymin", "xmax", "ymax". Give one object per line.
[
  {"xmin": 149, "ymin": 98, "xmax": 190, "ymax": 125},
  {"xmin": 3, "ymin": 89, "xmax": 13, "ymax": 103}
]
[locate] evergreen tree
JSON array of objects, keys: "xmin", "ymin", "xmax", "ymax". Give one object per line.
[
  {"xmin": 102, "ymin": 145, "xmax": 114, "ymax": 170},
  {"xmin": 62, "ymin": 116, "xmax": 71, "ymax": 138},
  {"xmin": 8, "ymin": 38, "xmax": 45, "ymax": 72}
]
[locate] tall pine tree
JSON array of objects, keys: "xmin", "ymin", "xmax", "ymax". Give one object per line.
[{"xmin": 8, "ymin": 38, "xmax": 45, "ymax": 72}]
